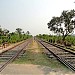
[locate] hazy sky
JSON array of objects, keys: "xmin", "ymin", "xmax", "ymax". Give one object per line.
[{"xmin": 0, "ymin": 0, "xmax": 75, "ymax": 35}]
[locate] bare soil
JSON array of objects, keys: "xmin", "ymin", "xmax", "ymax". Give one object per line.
[{"xmin": 0, "ymin": 64, "xmax": 74, "ymax": 75}]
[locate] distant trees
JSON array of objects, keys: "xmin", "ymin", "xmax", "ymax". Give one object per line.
[
  {"xmin": 0, "ymin": 26, "xmax": 3, "ymax": 36},
  {"xmin": 3, "ymin": 29, "xmax": 9, "ymax": 36},
  {"xmin": 47, "ymin": 9, "xmax": 75, "ymax": 42},
  {"xmin": 16, "ymin": 28, "xmax": 22, "ymax": 34},
  {"xmin": 16, "ymin": 28, "xmax": 22, "ymax": 37},
  {"xmin": 36, "ymin": 34, "xmax": 75, "ymax": 46},
  {"xmin": 0, "ymin": 26, "xmax": 32, "ymax": 46},
  {"xmin": 26, "ymin": 31, "xmax": 30, "ymax": 35}
]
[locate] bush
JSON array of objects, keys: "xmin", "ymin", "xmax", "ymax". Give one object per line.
[{"xmin": 37, "ymin": 34, "xmax": 75, "ymax": 46}]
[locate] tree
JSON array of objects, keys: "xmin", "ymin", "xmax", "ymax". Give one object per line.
[
  {"xmin": 3, "ymin": 29, "xmax": 9, "ymax": 36},
  {"xmin": 22, "ymin": 31, "xmax": 25, "ymax": 34},
  {"xmin": 26, "ymin": 31, "xmax": 30, "ymax": 35},
  {"xmin": 16, "ymin": 28, "xmax": 22, "ymax": 35},
  {"xmin": 0, "ymin": 26, "xmax": 2, "ymax": 36},
  {"xmin": 16, "ymin": 28, "xmax": 23, "ymax": 39},
  {"xmin": 47, "ymin": 9, "xmax": 75, "ymax": 42}
]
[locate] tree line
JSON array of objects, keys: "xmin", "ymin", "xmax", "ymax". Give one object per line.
[
  {"xmin": 0, "ymin": 26, "xmax": 32, "ymax": 47},
  {"xmin": 36, "ymin": 34, "xmax": 75, "ymax": 46}
]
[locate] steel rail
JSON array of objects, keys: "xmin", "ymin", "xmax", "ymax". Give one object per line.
[
  {"xmin": 0, "ymin": 39, "xmax": 31, "ymax": 72},
  {"xmin": 37, "ymin": 39, "xmax": 75, "ymax": 71},
  {"xmin": 0, "ymin": 40, "xmax": 27, "ymax": 55},
  {"xmin": 42, "ymin": 40, "xmax": 75, "ymax": 55}
]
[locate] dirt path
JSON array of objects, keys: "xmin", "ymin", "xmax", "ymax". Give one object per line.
[
  {"xmin": 29, "ymin": 40, "xmax": 40, "ymax": 53},
  {"xmin": 0, "ymin": 64, "xmax": 74, "ymax": 75},
  {"xmin": 0, "ymin": 64, "xmax": 58, "ymax": 75}
]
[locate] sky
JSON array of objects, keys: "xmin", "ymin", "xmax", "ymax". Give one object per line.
[{"xmin": 0, "ymin": 0, "xmax": 75, "ymax": 36}]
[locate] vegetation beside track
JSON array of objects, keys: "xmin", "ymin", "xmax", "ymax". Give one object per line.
[
  {"xmin": 36, "ymin": 34, "xmax": 75, "ymax": 49},
  {"xmin": 0, "ymin": 26, "xmax": 32, "ymax": 48},
  {"xmin": 13, "ymin": 40, "xmax": 70, "ymax": 72}
]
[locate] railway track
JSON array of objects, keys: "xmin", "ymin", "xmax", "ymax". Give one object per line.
[
  {"xmin": 37, "ymin": 38, "xmax": 75, "ymax": 71},
  {"xmin": 0, "ymin": 39, "xmax": 32, "ymax": 72},
  {"xmin": 47, "ymin": 42, "xmax": 75, "ymax": 54}
]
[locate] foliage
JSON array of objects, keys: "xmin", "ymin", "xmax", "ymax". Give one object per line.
[
  {"xmin": 0, "ymin": 26, "xmax": 32, "ymax": 45},
  {"xmin": 47, "ymin": 9, "xmax": 75, "ymax": 41},
  {"xmin": 36, "ymin": 34, "xmax": 75, "ymax": 46},
  {"xmin": 26, "ymin": 31, "xmax": 30, "ymax": 35}
]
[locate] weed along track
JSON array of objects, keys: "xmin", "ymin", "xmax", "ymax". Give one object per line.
[
  {"xmin": 36, "ymin": 38, "xmax": 75, "ymax": 72},
  {"xmin": 0, "ymin": 39, "xmax": 32, "ymax": 72},
  {"xmin": 13, "ymin": 38, "xmax": 69, "ymax": 72}
]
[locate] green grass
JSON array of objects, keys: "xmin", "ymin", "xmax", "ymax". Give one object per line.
[{"xmin": 13, "ymin": 41, "xmax": 70, "ymax": 72}]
